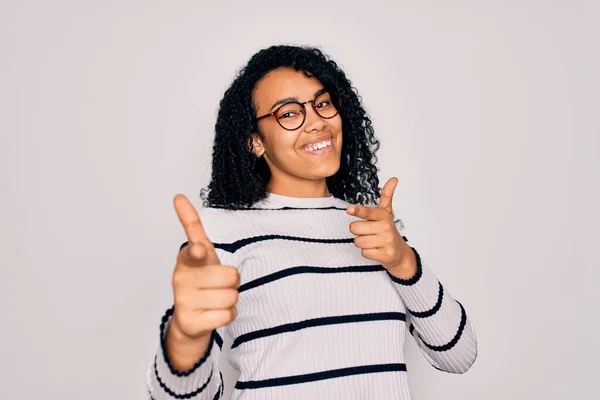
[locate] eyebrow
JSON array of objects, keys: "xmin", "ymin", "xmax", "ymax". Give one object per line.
[{"xmin": 269, "ymin": 87, "xmax": 328, "ymax": 111}]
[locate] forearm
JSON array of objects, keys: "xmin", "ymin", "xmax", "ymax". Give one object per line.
[{"xmin": 388, "ymin": 247, "xmax": 478, "ymax": 373}]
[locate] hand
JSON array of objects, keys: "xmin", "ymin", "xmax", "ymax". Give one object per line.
[
  {"xmin": 169, "ymin": 194, "xmax": 239, "ymax": 343},
  {"xmin": 347, "ymin": 177, "xmax": 417, "ymax": 278}
]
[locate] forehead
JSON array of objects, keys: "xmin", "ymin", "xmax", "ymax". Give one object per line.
[{"xmin": 253, "ymin": 68, "xmax": 324, "ymax": 108}]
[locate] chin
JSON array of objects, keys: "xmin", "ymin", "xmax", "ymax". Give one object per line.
[{"xmin": 314, "ymin": 160, "xmax": 341, "ymax": 179}]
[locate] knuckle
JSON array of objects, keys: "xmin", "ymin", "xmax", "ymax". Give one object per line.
[
  {"xmin": 224, "ymin": 288, "xmax": 239, "ymax": 306},
  {"xmin": 230, "ymin": 307, "xmax": 238, "ymax": 322},
  {"xmin": 185, "ymin": 219, "xmax": 202, "ymax": 232},
  {"xmin": 225, "ymin": 267, "xmax": 240, "ymax": 287},
  {"xmin": 213, "ymin": 309, "xmax": 233, "ymax": 328}
]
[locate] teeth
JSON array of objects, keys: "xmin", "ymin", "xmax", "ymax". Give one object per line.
[{"xmin": 305, "ymin": 139, "xmax": 332, "ymax": 152}]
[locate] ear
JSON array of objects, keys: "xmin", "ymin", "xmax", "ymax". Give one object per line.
[{"xmin": 249, "ymin": 133, "xmax": 265, "ymax": 158}]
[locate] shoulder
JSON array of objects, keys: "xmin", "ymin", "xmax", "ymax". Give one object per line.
[{"xmin": 197, "ymin": 206, "xmax": 250, "ymax": 242}]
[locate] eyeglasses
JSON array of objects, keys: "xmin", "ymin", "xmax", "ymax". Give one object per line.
[{"xmin": 256, "ymin": 91, "xmax": 340, "ymax": 131}]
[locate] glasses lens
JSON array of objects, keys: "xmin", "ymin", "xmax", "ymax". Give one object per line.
[
  {"xmin": 275, "ymin": 103, "xmax": 305, "ymax": 130},
  {"xmin": 313, "ymin": 92, "xmax": 339, "ymax": 119}
]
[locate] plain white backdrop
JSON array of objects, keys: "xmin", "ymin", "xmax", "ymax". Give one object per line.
[{"xmin": 1, "ymin": 1, "xmax": 599, "ymax": 399}]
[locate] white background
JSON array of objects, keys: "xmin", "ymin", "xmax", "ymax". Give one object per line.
[{"xmin": 1, "ymin": 1, "xmax": 599, "ymax": 399}]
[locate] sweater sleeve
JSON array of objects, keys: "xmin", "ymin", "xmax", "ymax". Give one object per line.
[
  {"xmin": 387, "ymin": 235, "xmax": 478, "ymax": 374},
  {"xmin": 147, "ymin": 237, "xmax": 233, "ymax": 399},
  {"xmin": 146, "ymin": 309, "xmax": 225, "ymax": 399}
]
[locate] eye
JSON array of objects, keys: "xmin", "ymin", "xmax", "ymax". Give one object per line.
[
  {"xmin": 279, "ymin": 111, "xmax": 297, "ymax": 119},
  {"xmin": 316, "ymin": 101, "xmax": 331, "ymax": 109},
  {"xmin": 276, "ymin": 103, "xmax": 303, "ymax": 119}
]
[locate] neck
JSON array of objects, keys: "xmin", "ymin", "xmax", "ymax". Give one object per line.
[{"xmin": 266, "ymin": 176, "xmax": 330, "ymax": 198}]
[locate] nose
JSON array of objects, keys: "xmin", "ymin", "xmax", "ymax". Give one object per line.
[{"xmin": 303, "ymin": 104, "xmax": 327, "ymax": 133}]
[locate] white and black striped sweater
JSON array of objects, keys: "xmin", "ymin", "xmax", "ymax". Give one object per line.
[{"xmin": 147, "ymin": 193, "xmax": 477, "ymax": 399}]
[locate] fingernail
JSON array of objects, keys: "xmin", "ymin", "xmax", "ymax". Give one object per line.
[{"xmin": 347, "ymin": 206, "xmax": 355, "ymax": 214}]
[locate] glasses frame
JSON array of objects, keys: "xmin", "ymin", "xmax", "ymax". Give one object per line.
[{"xmin": 256, "ymin": 91, "xmax": 340, "ymax": 131}]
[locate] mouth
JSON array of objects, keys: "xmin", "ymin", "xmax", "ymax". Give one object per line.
[{"xmin": 301, "ymin": 136, "xmax": 334, "ymax": 155}]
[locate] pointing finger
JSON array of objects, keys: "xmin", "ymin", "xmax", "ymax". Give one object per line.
[{"xmin": 347, "ymin": 204, "xmax": 388, "ymax": 221}]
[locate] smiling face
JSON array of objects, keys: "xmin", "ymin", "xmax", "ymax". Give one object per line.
[{"xmin": 251, "ymin": 67, "xmax": 343, "ymax": 197}]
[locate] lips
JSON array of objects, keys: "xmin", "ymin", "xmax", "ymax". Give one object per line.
[
  {"xmin": 305, "ymin": 139, "xmax": 332, "ymax": 153},
  {"xmin": 301, "ymin": 135, "xmax": 333, "ymax": 151}
]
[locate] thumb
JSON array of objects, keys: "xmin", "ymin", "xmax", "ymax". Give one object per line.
[
  {"xmin": 174, "ymin": 194, "xmax": 220, "ymax": 266},
  {"xmin": 378, "ymin": 177, "xmax": 399, "ymax": 213}
]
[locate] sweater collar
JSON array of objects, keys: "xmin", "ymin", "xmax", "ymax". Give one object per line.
[{"xmin": 259, "ymin": 192, "xmax": 344, "ymax": 209}]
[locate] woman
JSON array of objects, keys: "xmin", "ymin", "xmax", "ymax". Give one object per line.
[{"xmin": 147, "ymin": 45, "xmax": 477, "ymax": 399}]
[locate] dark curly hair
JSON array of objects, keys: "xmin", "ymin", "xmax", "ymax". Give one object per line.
[{"xmin": 200, "ymin": 44, "xmax": 381, "ymax": 208}]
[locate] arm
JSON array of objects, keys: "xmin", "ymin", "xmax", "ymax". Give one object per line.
[
  {"xmin": 387, "ymin": 242, "xmax": 478, "ymax": 374},
  {"xmin": 148, "ymin": 197, "xmax": 239, "ymax": 398},
  {"xmin": 346, "ymin": 178, "xmax": 477, "ymax": 373}
]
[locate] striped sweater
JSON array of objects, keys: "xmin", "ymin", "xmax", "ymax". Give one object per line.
[{"xmin": 147, "ymin": 193, "xmax": 477, "ymax": 399}]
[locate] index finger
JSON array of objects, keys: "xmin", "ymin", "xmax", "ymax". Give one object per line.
[
  {"xmin": 346, "ymin": 204, "xmax": 388, "ymax": 221},
  {"xmin": 173, "ymin": 194, "xmax": 209, "ymax": 244}
]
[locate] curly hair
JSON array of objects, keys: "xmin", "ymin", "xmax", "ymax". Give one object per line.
[{"xmin": 200, "ymin": 44, "xmax": 381, "ymax": 208}]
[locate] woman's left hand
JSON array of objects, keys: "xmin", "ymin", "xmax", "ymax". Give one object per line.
[{"xmin": 346, "ymin": 177, "xmax": 417, "ymax": 280}]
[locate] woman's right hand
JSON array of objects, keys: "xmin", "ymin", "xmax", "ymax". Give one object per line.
[{"xmin": 165, "ymin": 194, "xmax": 240, "ymax": 371}]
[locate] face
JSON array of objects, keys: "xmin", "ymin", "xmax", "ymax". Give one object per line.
[{"xmin": 251, "ymin": 67, "xmax": 343, "ymax": 196}]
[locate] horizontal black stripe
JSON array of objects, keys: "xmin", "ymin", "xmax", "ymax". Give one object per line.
[
  {"xmin": 407, "ymin": 282, "xmax": 444, "ymax": 318},
  {"xmin": 209, "ymin": 205, "xmax": 348, "ymax": 211},
  {"xmin": 214, "ymin": 235, "xmax": 355, "ymax": 253},
  {"xmin": 180, "ymin": 234, "xmax": 408, "ymax": 256},
  {"xmin": 235, "ymin": 363, "xmax": 407, "ymax": 389},
  {"xmin": 239, "ymin": 265, "xmax": 386, "ymax": 293},
  {"xmin": 154, "ymin": 355, "xmax": 212, "ymax": 399},
  {"xmin": 231, "ymin": 312, "xmax": 406, "ymax": 349},
  {"xmin": 413, "ymin": 301, "xmax": 468, "ymax": 352},
  {"xmin": 386, "ymin": 246, "xmax": 422, "ymax": 285}
]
